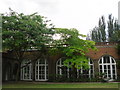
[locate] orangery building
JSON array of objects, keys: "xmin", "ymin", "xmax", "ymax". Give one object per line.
[{"xmin": 2, "ymin": 42, "xmax": 120, "ymax": 82}]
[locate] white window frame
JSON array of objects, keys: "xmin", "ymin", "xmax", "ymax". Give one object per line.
[
  {"xmin": 35, "ymin": 58, "xmax": 48, "ymax": 81},
  {"xmin": 21, "ymin": 60, "xmax": 32, "ymax": 81},
  {"xmin": 98, "ymin": 56, "xmax": 117, "ymax": 80},
  {"xmin": 56, "ymin": 58, "xmax": 70, "ymax": 78},
  {"xmin": 77, "ymin": 58, "xmax": 94, "ymax": 78}
]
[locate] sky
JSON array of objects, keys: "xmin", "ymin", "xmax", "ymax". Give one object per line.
[{"xmin": 0, "ymin": 0, "xmax": 120, "ymax": 35}]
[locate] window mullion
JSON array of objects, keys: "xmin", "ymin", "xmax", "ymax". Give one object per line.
[
  {"xmin": 45, "ymin": 59, "xmax": 47, "ymax": 80},
  {"xmin": 29, "ymin": 62, "xmax": 31, "ymax": 80},
  {"xmin": 115, "ymin": 64, "xmax": 117, "ymax": 79},
  {"xmin": 60, "ymin": 59, "xmax": 62, "ymax": 75},
  {"xmin": 106, "ymin": 64, "xmax": 108, "ymax": 78},
  {"xmin": 102, "ymin": 57, "xmax": 104, "ymax": 74},
  {"xmin": 38, "ymin": 60, "xmax": 39, "ymax": 80},
  {"xmin": 110, "ymin": 57, "xmax": 113, "ymax": 79}
]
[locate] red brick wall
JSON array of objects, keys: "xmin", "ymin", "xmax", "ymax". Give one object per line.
[{"xmin": 86, "ymin": 42, "xmax": 120, "ymax": 60}]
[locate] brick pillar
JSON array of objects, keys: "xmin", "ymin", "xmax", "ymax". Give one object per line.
[
  {"xmin": 116, "ymin": 59, "xmax": 120, "ymax": 78},
  {"xmin": 93, "ymin": 59, "xmax": 99, "ymax": 78},
  {"xmin": 32, "ymin": 61, "xmax": 35, "ymax": 81},
  {"xmin": 48, "ymin": 56, "xmax": 56, "ymax": 81}
]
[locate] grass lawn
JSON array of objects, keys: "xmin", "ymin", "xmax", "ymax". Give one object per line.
[{"xmin": 2, "ymin": 82, "xmax": 120, "ymax": 88}]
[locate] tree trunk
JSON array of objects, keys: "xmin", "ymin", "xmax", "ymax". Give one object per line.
[
  {"xmin": 70, "ymin": 65, "xmax": 77, "ymax": 80},
  {"xmin": 15, "ymin": 63, "xmax": 20, "ymax": 81}
]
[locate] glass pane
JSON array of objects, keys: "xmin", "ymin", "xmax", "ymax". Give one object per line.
[
  {"xmin": 112, "ymin": 65, "xmax": 115, "ymax": 69},
  {"xmin": 100, "ymin": 70, "xmax": 102, "ymax": 73},
  {"xmin": 106, "ymin": 56, "xmax": 110, "ymax": 63},
  {"xmin": 103, "ymin": 56, "xmax": 110, "ymax": 63},
  {"xmin": 90, "ymin": 59, "xmax": 92, "ymax": 64},
  {"xmin": 91, "ymin": 70, "xmax": 93, "ymax": 74},
  {"xmin": 61, "ymin": 60, "xmax": 64, "ymax": 65},
  {"xmin": 103, "ymin": 57, "xmax": 106, "ymax": 63},
  {"xmin": 104, "ymin": 70, "xmax": 107, "ymax": 73},
  {"xmin": 99, "ymin": 59, "xmax": 102, "ymax": 63},
  {"xmin": 90, "ymin": 66, "xmax": 93, "ymax": 69},
  {"xmin": 112, "ymin": 59, "xmax": 115, "ymax": 63},
  {"xmin": 58, "ymin": 61, "xmax": 60, "ymax": 65},
  {"xmin": 104, "ymin": 65, "xmax": 106, "ymax": 69},
  {"xmin": 113, "ymin": 75, "xmax": 115, "ymax": 79},
  {"xmin": 108, "ymin": 65, "xmax": 110, "ymax": 69},
  {"xmin": 108, "ymin": 70, "xmax": 110, "ymax": 74},
  {"xmin": 113, "ymin": 70, "xmax": 115, "ymax": 74},
  {"xmin": 108, "ymin": 75, "xmax": 111, "ymax": 77},
  {"xmin": 42, "ymin": 71, "xmax": 45, "ymax": 74},
  {"xmin": 100, "ymin": 65, "xmax": 102, "ymax": 69}
]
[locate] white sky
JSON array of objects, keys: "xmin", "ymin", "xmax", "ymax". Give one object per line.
[{"xmin": 0, "ymin": 0, "xmax": 120, "ymax": 35}]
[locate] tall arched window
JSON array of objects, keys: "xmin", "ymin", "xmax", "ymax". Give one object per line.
[
  {"xmin": 99, "ymin": 56, "xmax": 117, "ymax": 80},
  {"xmin": 35, "ymin": 58, "xmax": 48, "ymax": 81},
  {"xmin": 56, "ymin": 57, "xmax": 69, "ymax": 78},
  {"xmin": 77, "ymin": 58, "xmax": 94, "ymax": 78},
  {"xmin": 21, "ymin": 60, "xmax": 32, "ymax": 80}
]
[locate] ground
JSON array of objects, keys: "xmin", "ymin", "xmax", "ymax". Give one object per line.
[{"xmin": 2, "ymin": 81, "xmax": 120, "ymax": 88}]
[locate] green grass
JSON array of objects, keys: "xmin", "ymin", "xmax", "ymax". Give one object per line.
[{"xmin": 2, "ymin": 82, "xmax": 119, "ymax": 88}]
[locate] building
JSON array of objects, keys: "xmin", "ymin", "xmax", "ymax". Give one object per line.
[
  {"xmin": 2, "ymin": 42, "xmax": 120, "ymax": 82},
  {"xmin": 2, "ymin": 1, "xmax": 120, "ymax": 83}
]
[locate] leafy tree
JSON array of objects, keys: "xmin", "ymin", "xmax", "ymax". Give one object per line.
[
  {"xmin": 108, "ymin": 16, "xmax": 119, "ymax": 42},
  {"xmin": 88, "ymin": 16, "xmax": 106, "ymax": 42},
  {"xmin": 2, "ymin": 9, "xmax": 54, "ymax": 81},
  {"xmin": 115, "ymin": 30, "xmax": 120, "ymax": 54},
  {"xmin": 89, "ymin": 14, "xmax": 120, "ymax": 42},
  {"xmin": 107, "ymin": 14, "xmax": 114, "ymax": 41},
  {"xmin": 91, "ymin": 27, "xmax": 101, "ymax": 42},
  {"xmin": 107, "ymin": 15, "xmax": 120, "ymax": 56},
  {"xmin": 98, "ymin": 16, "xmax": 106, "ymax": 42},
  {"xmin": 54, "ymin": 28, "xmax": 96, "ymax": 79}
]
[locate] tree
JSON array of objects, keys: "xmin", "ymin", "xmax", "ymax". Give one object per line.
[
  {"xmin": 90, "ymin": 16, "xmax": 106, "ymax": 42},
  {"xmin": 115, "ymin": 30, "xmax": 120, "ymax": 55},
  {"xmin": 91, "ymin": 27, "xmax": 101, "ymax": 42},
  {"xmin": 88, "ymin": 16, "xmax": 106, "ymax": 42},
  {"xmin": 107, "ymin": 14, "xmax": 115, "ymax": 42},
  {"xmin": 108, "ymin": 15, "xmax": 119, "ymax": 42},
  {"xmin": 2, "ymin": 9, "xmax": 55, "ymax": 81},
  {"xmin": 98, "ymin": 16, "xmax": 106, "ymax": 42},
  {"xmin": 53, "ymin": 28, "xmax": 96, "ymax": 79},
  {"xmin": 89, "ymin": 14, "xmax": 120, "ymax": 42}
]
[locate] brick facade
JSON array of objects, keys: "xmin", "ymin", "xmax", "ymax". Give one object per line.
[
  {"xmin": 86, "ymin": 42, "xmax": 120, "ymax": 60},
  {"xmin": 2, "ymin": 42, "xmax": 120, "ymax": 81}
]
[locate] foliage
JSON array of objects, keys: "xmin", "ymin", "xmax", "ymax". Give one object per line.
[
  {"xmin": 2, "ymin": 9, "xmax": 54, "ymax": 53},
  {"xmin": 54, "ymin": 28, "xmax": 96, "ymax": 70},
  {"xmin": 99, "ymin": 16, "xmax": 106, "ymax": 42},
  {"xmin": 52, "ymin": 73, "xmax": 103, "ymax": 82},
  {"xmin": 107, "ymin": 14, "xmax": 119, "ymax": 42},
  {"xmin": 117, "ymin": 59, "xmax": 120, "ymax": 69},
  {"xmin": 90, "ymin": 27, "xmax": 101, "ymax": 42},
  {"xmin": 88, "ymin": 14, "xmax": 120, "ymax": 42},
  {"xmin": 90, "ymin": 16, "xmax": 106, "ymax": 42},
  {"xmin": 114, "ymin": 29, "xmax": 120, "ymax": 55},
  {"xmin": 2, "ymin": 9, "xmax": 54, "ymax": 80}
]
